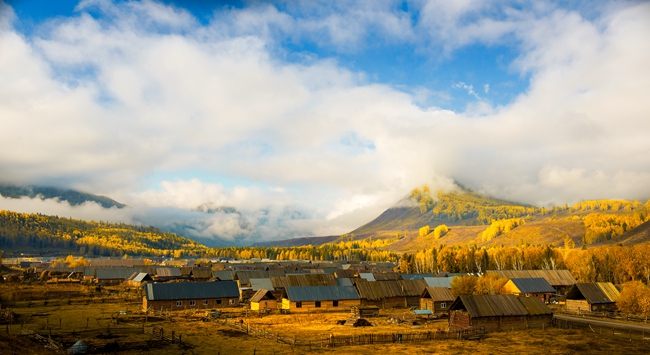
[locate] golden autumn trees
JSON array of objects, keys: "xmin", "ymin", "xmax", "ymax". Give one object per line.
[
  {"xmin": 481, "ymin": 218, "xmax": 525, "ymax": 242},
  {"xmin": 583, "ymin": 212, "xmax": 648, "ymax": 244},
  {"xmin": 433, "ymin": 224, "xmax": 448, "ymax": 239},
  {"xmin": 451, "ymin": 275, "xmax": 477, "ymax": 295},
  {"xmin": 617, "ymin": 281, "xmax": 650, "ymax": 315}
]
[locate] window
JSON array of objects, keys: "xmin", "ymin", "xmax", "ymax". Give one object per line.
[
  {"xmin": 189, "ymin": 300, "xmax": 196, "ymax": 306},
  {"xmin": 333, "ymin": 301, "xmax": 339, "ymax": 307},
  {"xmin": 229, "ymin": 299, "xmax": 235, "ymax": 305},
  {"xmin": 217, "ymin": 300, "xmax": 222, "ymax": 305},
  {"xmin": 440, "ymin": 302, "xmax": 446, "ymax": 309},
  {"xmin": 296, "ymin": 302, "xmax": 302, "ymax": 308},
  {"xmin": 315, "ymin": 301, "xmax": 321, "ymax": 308},
  {"xmin": 176, "ymin": 301, "xmax": 182, "ymax": 307},
  {"xmin": 203, "ymin": 300, "xmax": 209, "ymax": 306}
]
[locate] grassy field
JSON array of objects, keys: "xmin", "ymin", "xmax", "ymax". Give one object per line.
[{"xmin": 2, "ymin": 284, "xmax": 650, "ymax": 354}]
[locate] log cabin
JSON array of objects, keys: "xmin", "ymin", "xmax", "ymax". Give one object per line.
[
  {"xmin": 420, "ymin": 286, "xmax": 455, "ymax": 314},
  {"xmin": 281, "ymin": 286, "xmax": 360, "ymax": 313},
  {"xmin": 565, "ymin": 282, "xmax": 619, "ymax": 313},
  {"xmin": 448, "ymin": 294, "xmax": 553, "ymax": 332},
  {"xmin": 143, "ymin": 281, "xmax": 240, "ymax": 312}
]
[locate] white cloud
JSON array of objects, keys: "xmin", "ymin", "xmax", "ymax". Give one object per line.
[{"xmin": 0, "ymin": 1, "xmax": 649, "ymax": 244}]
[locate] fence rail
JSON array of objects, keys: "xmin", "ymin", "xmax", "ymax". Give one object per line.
[
  {"xmin": 219, "ymin": 318, "xmax": 484, "ymax": 348},
  {"xmin": 553, "ymin": 317, "xmax": 650, "ymax": 344},
  {"xmin": 556, "ymin": 309, "xmax": 650, "ymax": 323}
]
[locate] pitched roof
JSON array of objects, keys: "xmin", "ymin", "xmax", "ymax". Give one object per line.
[
  {"xmin": 359, "ymin": 273, "xmax": 375, "ymax": 281},
  {"xmin": 96, "ymin": 268, "xmax": 137, "ymax": 280},
  {"xmin": 191, "ymin": 269, "xmax": 213, "ymax": 279},
  {"xmin": 271, "ymin": 274, "xmax": 338, "ymax": 287},
  {"xmin": 373, "ymin": 273, "xmax": 402, "ymax": 281},
  {"xmin": 236, "ymin": 270, "xmax": 269, "ymax": 285},
  {"xmin": 507, "ymin": 278, "xmax": 555, "ymax": 294},
  {"xmin": 284, "ymin": 286, "xmax": 360, "ymax": 302},
  {"xmin": 423, "ymin": 277, "xmax": 453, "ymax": 288},
  {"xmin": 421, "ymin": 287, "xmax": 455, "ymax": 302},
  {"xmin": 451, "ymin": 295, "xmax": 529, "ymax": 317},
  {"xmin": 517, "ymin": 297, "xmax": 553, "ymax": 315},
  {"xmin": 145, "ymin": 281, "xmax": 239, "ymax": 300},
  {"xmin": 333, "ymin": 269, "xmax": 357, "ymax": 278},
  {"xmin": 401, "ymin": 274, "xmax": 436, "ymax": 280},
  {"xmin": 213, "ymin": 270, "xmax": 236, "ymax": 280},
  {"xmin": 352, "ymin": 279, "xmax": 384, "ymax": 300},
  {"xmin": 89, "ymin": 259, "xmax": 146, "ymax": 268},
  {"xmin": 487, "ymin": 270, "xmax": 577, "ymax": 287},
  {"xmin": 131, "ymin": 272, "xmax": 152, "ymax": 282},
  {"xmin": 156, "ymin": 268, "xmax": 181, "ymax": 277},
  {"xmin": 249, "ymin": 289, "xmax": 278, "ymax": 303},
  {"xmin": 568, "ymin": 283, "xmax": 620, "ymax": 304},
  {"xmin": 250, "ymin": 278, "xmax": 274, "ymax": 291}
]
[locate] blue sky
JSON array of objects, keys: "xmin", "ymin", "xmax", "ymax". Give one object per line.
[{"xmin": 0, "ymin": 0, "xmax": 649, "ymax": 244}]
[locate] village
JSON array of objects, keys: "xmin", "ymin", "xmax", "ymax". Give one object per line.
[{"xmin": 1, "ymin": 253, "xmax": 647, "ymax": 354}]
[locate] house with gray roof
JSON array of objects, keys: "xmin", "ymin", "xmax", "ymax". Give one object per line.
[
  {"xmin": 282, "ymin": 286, "xmax": 360, "ymax": 313},
  {"xmin": 143, "ymin": 281, "xmax": 239, "ymax": 311},
  {"xmin": 503, "ymin": 278, "xmax": 555, "ymax": 302}
]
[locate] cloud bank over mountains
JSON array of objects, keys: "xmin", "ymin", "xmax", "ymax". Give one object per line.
[{"xmin": 0, "ymin": 0, "xmax": 649, "ymax": 244}]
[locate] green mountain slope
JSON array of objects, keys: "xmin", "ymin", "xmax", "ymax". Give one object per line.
[{"xmin": 0, "ymin": 184, "xmax": 126, "ymax": 209}]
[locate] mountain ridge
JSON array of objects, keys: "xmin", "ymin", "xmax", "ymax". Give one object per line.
[{"xmin": 0, "ymin": 184, "xmax": 126, "ymax": 209}]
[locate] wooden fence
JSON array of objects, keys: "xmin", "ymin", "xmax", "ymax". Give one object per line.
[
  {"xmin": 219, "ymin": 318, "xmax": 485, "ymax": 348},
  {"xmin": 553, "ymin": 317, "xmax": 650, "ymax": 344},
  {"xmin": 557, "ymin": 309, "xmax": 650, "ymax": 323}
]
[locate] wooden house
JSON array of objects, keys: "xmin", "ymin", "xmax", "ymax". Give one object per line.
[
  {"xmin": 565, "ymin": 282, "xmax": 619, "ymax": 313},
  {"xmin": 379, "ymin": 280, "xmax": 427, "ymax": 308},
  {"xmin": 281, "ymin": 286, "xmax": 360, "ymax": 313},
  {"xmin": 503, "ymin": 278, "xmax": 555, "ymax": 302},
  {"xmin": 250, "ymin": 289, "xmax": 280, "ymax": 311},
  {"xmin": 487, "ymin": 270, "xmax": 576, "ymax": 296},
  {"xmin": 143, "ymin": 281, "xmax": 240, "ymax": 312},
  {"xmin": 95, "ymin": 268, "xmax": 138, "ymax": 285},
  {"xmin": 518, "ymin": 297, "xmax": 554, "ymax": 328},
  {"xmin": 352, "ymin": 279, "xmax": 385, "ymax": 307},
  {"xmin": 126, "ymin": 272, "xmax": 153, "ymax": 287},
  {"xmin": 420, "ymin": 286, "xmax": 455, "ymax": 313},
  {"xmin": 448, "ymin": 294, "xmax": 552, "ymax": 332},
  {"xmin": 190, "ymin": 268, "xmax": 214, "ymax": 281},
  {"xmin": 350, "ymin": 305, "xmax": 380, "ymax": 318}
]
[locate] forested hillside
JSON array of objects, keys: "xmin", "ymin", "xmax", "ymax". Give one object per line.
[{"xmin": 0, "ymin": 210, "xmax": 205, "ymax": 257}]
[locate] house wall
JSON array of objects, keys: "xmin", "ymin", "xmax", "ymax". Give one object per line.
[
  {"xmin": 143, "ymin": 297, "xmax": 239, "ymax": 312},
  {"xmin": 591, "ymin": 303, "xmax": 617, "ymax": 312},
  {"xmin": 405, "ymin": 296, "xmax": 420, "ymax": 308},
  {"xmin": 473, "ymin": 316, "xmax": 527, "ymax": 332},
  {"xmin": 450, "ymin": 312, "xmax": 529, "ymax": 332},
  {"xmin": 527, "ymin": 314, "xmax": 553, "ymax": 329},
  {"xmin": 565, "ymin": 299, "xmax": 590, "ymax": 313},
  {"xmin": 383, "ymin": 297, "xmax": 407, "ymax": 308},
  {"xmin": 281, "ymin": 299, "xmax": 360, "ymax": 313},
  {"xmin": 449, "ymin": 310, "xmax": 471, "ymax": 331},
  {"xmin": 360, "ymin": 299, "xmax": 384, "ymax": 308},
  {"xmin": 251, "ymin": 300, "xmax": 278, "ymax": 311},
  {"xmin": 420, "ymin": 299, "xmax": 451, "ymax": 313}
]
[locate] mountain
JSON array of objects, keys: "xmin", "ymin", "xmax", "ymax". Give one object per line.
[
  {"xmin": 350, "ymin": 184, "xmax": 537, "ymax": 239},
  {"xmin": 257, "ymin": 184, "xmax": 650, "ymax": 251},
  {"xmin": 0, "ymin": 184, "xmax": 126, "ymax": 209},
  {"xmin": 0, "ymin": 209, "xmax": 206, "ymax": 256}
]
